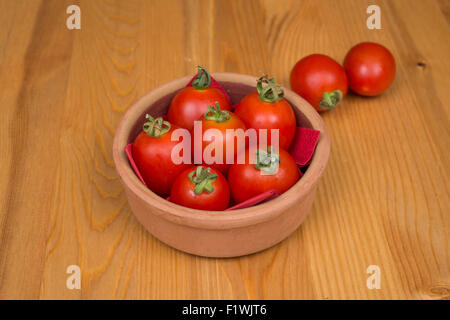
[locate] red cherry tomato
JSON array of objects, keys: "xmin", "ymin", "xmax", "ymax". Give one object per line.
[
  {"xmin": 170, "ymin": 166, "xmax": 230, "ymax": 211},
  {"xmin": 196, "ymin": 102, "xmax": 247, "ymax": 175},
  {"xmin": 235, "ymin": 76, "xmax": 296, "ymax": 150},
  {"xmin": 228, "ymin": 146, "xmax": 300, "ymax": 204},
  {"xmin": 290, "ymin": 54, "xmax": 348, "ymax": 112},
  {"xmin": 132, "ymin": 115, "xmax": 191, "ymax": 197},
  {"xmin": 168, "ymin": 66, "xmax": 231, "ymax": 131},
  {"xmin": 344, "ymin": 42, "xmax": 396, "ymax": 96}
]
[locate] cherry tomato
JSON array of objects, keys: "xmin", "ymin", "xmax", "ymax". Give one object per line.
[
  {"xmin": 344, "ymin": 42, "xmax": 396, "ymax": 96},
  {"xmin": 228, "ymin": 146, "xmax": 300, "ymax": 204},
  {"xmin": 170, "ymin": 166, "xmax": 230, "ymax": 211},
  {"xmin": 235, "ymin": 76, "xmax": 296, "ymax": 150},
  {"xmin": 195, "ymin": 102, "xmax": 247, "ymax": 175},
  {"xmin": 168, "ymin": 66, "xmax": 231, "ymax": 131},
  {"xmin": 290, "ymin": 54, "xmax": 348, "ymax": 112},
  {"xmin": 132, "ymin": 115, "xmax": 191, "ymax": 197}
]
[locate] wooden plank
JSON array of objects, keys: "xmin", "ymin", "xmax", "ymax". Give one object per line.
[{"xmin": 0, "ymin": 0, "xmax": 448, "ymax": 299}]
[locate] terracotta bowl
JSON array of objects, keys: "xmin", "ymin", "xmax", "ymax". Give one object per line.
[{"xmin": 113, "ymin": 72, "xmax": 330, "ymax": 258}]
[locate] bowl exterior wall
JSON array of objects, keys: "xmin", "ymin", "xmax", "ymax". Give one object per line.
[{"xmin": 124, "ymin": 183, "xmax": 318, "ymax": 257}]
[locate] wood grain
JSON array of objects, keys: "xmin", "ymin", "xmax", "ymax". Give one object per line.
[{"xmin": 0, "ymin": 0, "xmax": 449, "ymax": 299}]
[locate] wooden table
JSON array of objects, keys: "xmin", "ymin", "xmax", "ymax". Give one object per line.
[{"xmin": 0, "ymin": 0, "xmax": 449, "ymax": 300}]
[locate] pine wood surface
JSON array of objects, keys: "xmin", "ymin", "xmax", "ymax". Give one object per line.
[{"xmin": 0, "ymin": 0, "xmax": 449, "ymax": 299}]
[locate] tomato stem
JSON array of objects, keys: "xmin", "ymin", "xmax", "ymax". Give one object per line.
[
  {"xmin": 188, "ymin": 166, "xmax": 218, "ymax": 195},
  {"xmin": 254, "ymin": 146, "xmax": 280, "ymax": 174},
  {"xmin": 192, "ymin": 66, "xmax": 212, "ymax": 89},
  {"xmin": 320, "ymin": 90, "xmax": 343, "ymax": 111},
  {"xmin": 203, "ymin": 102, "xmax": 231, "ymax": 123},
  {"xmin": 256, "ymin": 75, "xmax": 284, "ymax": 103},
  {"xmin": 143, "ymin": 114, "xmax": 171, "ymax": 138}
]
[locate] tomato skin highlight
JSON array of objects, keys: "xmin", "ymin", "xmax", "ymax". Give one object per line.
[
  {"xmin": 170, "ymin": 166, "xmax": 230, "ymax": 211},
  {"xmin": 235, "ymin": 92, "xmax": 296, "ymax": 150},
  {"xmin": 132, "ymin": 123, "xmax": 191, "ymax": 197},
  {"xmin": 344, "ymin": 42, "xmax": 396, "ymax": 96},
  {"xmin": 168, "ymin": 86, "xmax": 231, "ymax": 131},
  {"xmin": 198, "ymin": 110, "xmax": 247, "ymax": 175},
  {"xmin": 228, "ymin": 147, "xmax": 300, "ymax": 204},
  {"xmin": 290, "ymin": 54, "xmax": 348, "ymax": 112}
]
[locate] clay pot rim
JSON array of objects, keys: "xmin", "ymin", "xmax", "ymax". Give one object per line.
[{"xmin": 113, "ymin": 72, "xmax": 330, "ymax": 230}]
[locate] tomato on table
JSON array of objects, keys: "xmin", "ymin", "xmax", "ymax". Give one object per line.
[
  {"xmin": 290, "ymin": 54, "xmax": 348, "ymax": 112},
  {"xmin": 196, "ymin": 102, "xmax": 246, "ymax": 175},
  {"xmin": 235, "ymin": 75, "xmax": 296, "ymax": 150},
  {"xmin": 170, "ymin": 166, "xmax": 230, "ymax": 211},
  {"xmin": 132, "ymin": 115, "xmax": 191, "ymax": 197},
  {"xmin": 227, "ymin": 146, "xmax": 300, "ymax": 204},
  {"xmin": 344, "ymin": 42, "xmax": 396, "ymax": 96},
  {"xmin": 168, "ymin": 66, "xmax": 231, "ymax": 131}
]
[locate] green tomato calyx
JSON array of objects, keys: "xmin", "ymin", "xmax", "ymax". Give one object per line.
[
  {"xmin": 254, "ymin": 146, "xmax": 280, "ymax": 175},
  {"xmin": 203, "ymin": 102, "xmax": 231, "ymax": 123},
  {"xmin": 143, "ymin": 114, "xmax": 171, "ymax": 138},
  {"xmin": 188, "ymin": 166, "xmax": 218, "ymax": 195},
  {"xmin": 320, "ymin": 90, "xmax": 343, "ymax": 111},
  {"xmin": 257, "ymin": 75, "xmax": 284, "ymax": 103},
  {"xmin": 192, "ymin": 66, "xmax": 212, "ymax": 89}
]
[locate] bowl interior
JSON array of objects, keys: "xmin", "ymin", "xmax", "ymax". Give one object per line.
[
  {"xmin": 126, "ymin": 81, "xmax": 314, "ymax": 144},
  {"xmin": 113, "ymin": 73, "xmax": 330, "ymax": 229}
]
